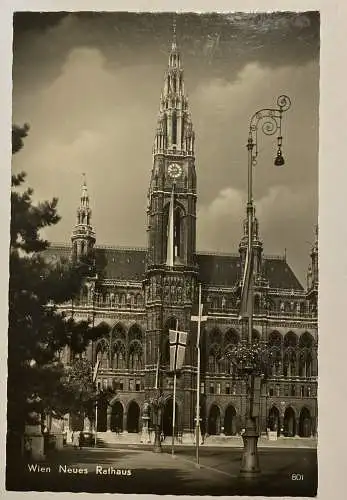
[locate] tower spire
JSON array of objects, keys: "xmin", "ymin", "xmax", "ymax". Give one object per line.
[
  {"xmin": 153, "ymin": 16, "xmax": 195, "ymax": 155},
  {"xmin": 71, "ymin": 174, "xmax": 96, "ymax": 261},
  {"xmin": 172, "ymin": 14, "xmax": 177, "ymax": 50},
  {"xmin": 239, "ymin": 205, "xmax": 263, "ymax": 276}
]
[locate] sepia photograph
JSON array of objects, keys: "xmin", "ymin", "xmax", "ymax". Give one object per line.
[{"xmin": 8, "ymin": 10, "xmax": 319, "ymax": 496}]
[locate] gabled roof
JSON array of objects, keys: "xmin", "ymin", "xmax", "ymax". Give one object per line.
[{"xmin": 44, "ymin": 244, "xmax": 303, "ymax": 290}]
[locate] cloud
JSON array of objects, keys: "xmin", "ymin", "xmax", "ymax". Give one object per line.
[
  {"xmin": 197, "ymin": 183, "xmax": 317, "ymax": 285},
  {"xmin": 12, "ymin": 14, "xmax": 319, "ymax": 286}
]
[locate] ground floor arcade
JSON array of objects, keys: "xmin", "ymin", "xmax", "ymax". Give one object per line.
[{"xmin": 69, "ymin": 394, "xmax": 316, "ymax": 439}]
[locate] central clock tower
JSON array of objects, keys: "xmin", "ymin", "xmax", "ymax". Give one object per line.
[{"xmin": 144, "ymin": 24, "xmax": 198, "ymax": 435}]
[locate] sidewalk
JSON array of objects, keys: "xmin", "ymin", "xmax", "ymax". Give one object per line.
[
  {"xmin": 97, "ymin": 434, "xmax": 317, "ymax": 449},
  {"xmin": 11, "ymin": 442, "xmax": 317, "ymax": 496}
]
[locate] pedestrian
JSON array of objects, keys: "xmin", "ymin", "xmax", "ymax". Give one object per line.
[
  {"xmin": 24, "ymin": 436, "xmax": 31, "ymax": 461},
  {"xmin": 72, "ymin": 431, "xmax": 79, "ymax": 449}
]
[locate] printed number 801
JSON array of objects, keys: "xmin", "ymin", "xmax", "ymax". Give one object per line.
[{"xmin": 291, "ymin": 474, "xmax": 304, "ymax": 480}]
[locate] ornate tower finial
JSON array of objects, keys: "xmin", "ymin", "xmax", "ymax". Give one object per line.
[
  {"xmin": 239, "ymin": 205, "xmax": 263, "ymax": 275},
  {"xmin": 81, "ymin": 173, "xmax": 88, "ymax": 205},
  {"xmin": 172, "ymin": 14, "xmax": 177, "ymax": 49},
  {"xmin": 71, "ymin": 175, "xmax": 95, "ymax": 261},
  {"xmin": 153, "ymin": 15, "xmax": 194, "ymax": 155}
]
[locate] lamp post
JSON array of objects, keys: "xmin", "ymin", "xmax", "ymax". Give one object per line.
[
  {"xmin": 151, "ymin": 390, "xmax": 165, "ymax": 453},
  {"xmin": 240, "ymin": 95, "xmax": 291, "ymax": 477}
]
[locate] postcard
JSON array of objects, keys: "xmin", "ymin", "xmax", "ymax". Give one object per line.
[{"xmin": 7, "ymin": 9, "xmax": 319, "ymax": 497}]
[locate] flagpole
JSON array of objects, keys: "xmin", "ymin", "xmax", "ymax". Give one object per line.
[
  {"xmin": 153, "ymin": 346, "xmax": 162, "ymax": 453},
  {"xmin": 171, "ymin": 319, "xmax": 178, "ymax": 458},
  {"xmin": 195, "ymin": 284, "xmax": 202, "ymax": 467},
  {"xmin": 166, "ymin": 184, "xmax": 175, "ymax": 267},
  {"xmin": 171, "ymin": 370, "xmax": 177, "ymax": 457},
  {"xmin": 95, "ymin": 400, "xmax": 98, "ymax": 446}
]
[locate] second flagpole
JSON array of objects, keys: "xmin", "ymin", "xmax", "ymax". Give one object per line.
[
  {"xmin": 171, "ymin": 319, "xmax": 178, "ymax": 458},
  {"xmin": 195, "ymin": 284, "xmax": 202, "ymax": 467}
]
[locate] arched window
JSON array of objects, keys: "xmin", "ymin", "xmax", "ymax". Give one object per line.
[
  {"xmin": 96, "ymin": 339, "xmax": 109, "ymax": 369},
  {"xmin": 128, "ymin": 324, "xmax": 143, "ymax": 343},
  {"xmin": 299, "ymin": 332, "xmax": 314, "ymax": 349},
  {"xmin": 134, "ymin": 293, "xmax": 143, "ymax": 308},
  {"xmin": 224, "ymin": 329, "xmax": 239, "ymax": 346},
  {"xmin": 209, "ymin": 328, "xmax": 222, "ymax": 345},
  {"xmin": 299, "ymin": 349, "xmax": 312, "ymax": 377},
  {"xmin": 270, "ymin": 347, "xmax": 282, "ymax": 376},
  {"xmin": 164, "ymin": 203, "xmax": 185, "ymax": 263},
  {"xmin": 283, "ymin": 348, "xmax": 297, "ymax": 377},
  {"xmin": 208, "ymin": 344, "xmax": 221, "ymax": 373},
  {"xmin": 112, "ymin": 323, "xmax": 126, "ymax": 342},
  {"xmin": 172, "ymin": 110, "xmax": 177, "ymax": 144},
  {"xmin": 268, "ymin": 330, "xmax": 282, "ymax": 348},
  {"xmin": 284, "ymin": 331, "xmax": 298, "ymax": 348},
  {"xmin": 129, "ymin": 340, "xmax": 143, "ymax": 371},
  {"xmin": 174, "ymin": 206, "xmax": 184, "ymax": 259},
  {"xmin": 112, "ymin": 340, "xmax": 126, "ymax": 369}
]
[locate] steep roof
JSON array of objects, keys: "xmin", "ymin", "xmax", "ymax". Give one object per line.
[{"xmin": 44, "ymin": 244, "xmax": 303, "ymax": 290}]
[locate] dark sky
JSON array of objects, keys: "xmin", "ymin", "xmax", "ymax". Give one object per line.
[{"xmin": 12, "ymin": 11, "xmax": 319, "ymax": 285}]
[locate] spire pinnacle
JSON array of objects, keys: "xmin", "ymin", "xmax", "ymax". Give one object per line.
[
  {"xmin": 72, "ymin": 174, "xmax": 95, "ymax": 260},
  {"xmin": 172, "ymin": 14, "xmax": 177, "ymax": 50},
  {"xmin": 81, "ymin": 173, "xmax": 88, "ymax": 200}
]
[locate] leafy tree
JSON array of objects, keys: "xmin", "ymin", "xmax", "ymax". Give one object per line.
[
  {"xmin": 8, "ymin": 125, "xmax": 105, "ymax": 441},
  {"xmin": 58, "ymin": 356, "xmax": 114, "ymax": 425}
]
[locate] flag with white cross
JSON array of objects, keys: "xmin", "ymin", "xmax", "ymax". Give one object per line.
[{"xmin": 169, "ymin": 328, "xmax": 188, "ymax": 372}]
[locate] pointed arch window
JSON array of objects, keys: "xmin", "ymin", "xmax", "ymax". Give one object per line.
[
  {"xmin": 299, "ymin": 349, "xmax": 312, "ymax": 377},
  {"xmin": 172, "ymin": 110, "xmax": 177, "ymax": 144},
  {"xmin": 270, "ymin": 347, "xmax": 282, "ymax": 376},
  {"xmin": 174, "ymin": 207, "xmax": 182, "ymax": 258},
  {"xmin": 129, "ymin": 340, "xmax": 143, "ymax": 371},
  {"xmin": 284, "ymin": 348, "xmax": 297, "ymax": 377},
  {"xmin": 112, "ymin": 340, "xmax": 126, "ymax": 370},
  {"xmin": 96, "ymin": 339, "xmax": 109, "ymax": 369},
  {"xmin": 164, "ymin": 203, "xmax": 185, "ymax": 263},
  {"xmin": 208, "ymin": 344, "xmax": 221, "ymax": 373}
]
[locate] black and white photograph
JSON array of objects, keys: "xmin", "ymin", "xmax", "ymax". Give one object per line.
[{"xmin": 8, "ymin": 9, "xmax": 319, "ymax": 497}]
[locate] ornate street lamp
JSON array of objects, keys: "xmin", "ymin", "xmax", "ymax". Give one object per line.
[
  {"xmin": 149, "ymin": 391, "xmax": 166, "ymax": 453},
  {"xmin": 238, "ymin": 95, "xmax": 291, "ymax": 477}
]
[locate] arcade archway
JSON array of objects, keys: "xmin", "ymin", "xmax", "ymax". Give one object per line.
[
  {"xmin": 207, "ymin": 404, "xmax": 221, "ymax": 435},
  {"xmin": 96, "ymin": 398, "xmax": 107, "ymax": 432},
  {"xmin": 268, "ymin": 406, "xmax": 280, "ymax": 435},
  {"xmin": 127, "ymin": 401, "xmax": 140, "ymax": 433},
  {"xmin": 162, "ymin": 397, "xmax": 179, "ymax": 437},
  {"xmin": 110, "ymin": 401, "xmax": 123, "ymax": 432},
  {"xmin": 299, "ymin": 407, "xmax": 312, "ymax": 437},
  {"xmin": 224, "ymin": 405, "xmax": 237, "ymax": 436},
  {"xmin": 283, "ymin": 407, "xmax": 296, "ymax": 437}
]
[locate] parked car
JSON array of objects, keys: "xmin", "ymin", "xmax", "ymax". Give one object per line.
[{"xmin": 79, "ymin": 431, "xmax": 95, "ymax": 447}]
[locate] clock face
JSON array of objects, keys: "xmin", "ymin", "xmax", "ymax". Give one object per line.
[{"xmin": 168, "ymin": 163, "xmax": 182, "ymax": 179}]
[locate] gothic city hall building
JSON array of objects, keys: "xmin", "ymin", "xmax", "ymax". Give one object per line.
[{"xmin": 46, "ymin": 34, "xmax": 318, "ymax": 442}]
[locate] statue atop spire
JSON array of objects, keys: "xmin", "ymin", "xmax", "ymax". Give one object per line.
[
  {"xmin": 172, "ymin": 14, "xmax": 177, "ymax": 50},
  {"xmin": 81, "ymin": 173, "xmax": 89, "ymax": 208}
]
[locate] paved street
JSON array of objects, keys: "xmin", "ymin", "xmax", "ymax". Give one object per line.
[{"xmin": 7, "ymin": 443, "xmax": 317, "ymax": 496}]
